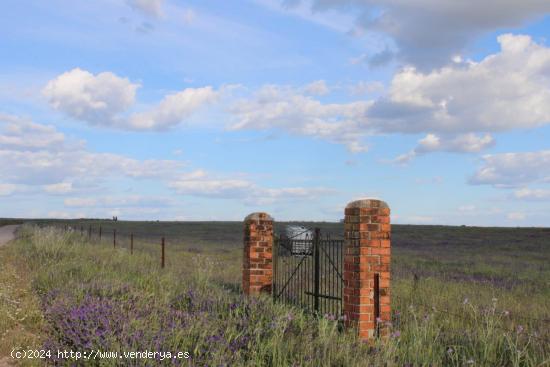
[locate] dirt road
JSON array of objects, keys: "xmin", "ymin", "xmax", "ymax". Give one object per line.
[
  {"xmin": 0, "ymin": 225, "xmax": 20, "ymax": 366},
  {"xmin": 0, "ymin": 225, "xmax": 18, "ymax": 247}
]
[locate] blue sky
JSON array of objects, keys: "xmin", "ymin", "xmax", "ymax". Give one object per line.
[{"xmin": 1, "ymin": 0, "xmax": 550, "ymax": 226}]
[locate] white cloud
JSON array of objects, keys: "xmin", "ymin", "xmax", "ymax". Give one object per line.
[
  {"xmin": 394, "ymin": 133, "xmax": 494, "ymax": 163},
  {"xmin": 348, "ymin": 81, "xmax": 385, "ymax": 96},
  {"xmin": 64, "ymin": 195, "xmax": 172, "ymax": 208},
  {"xmin": 0, "ymin": 114, "xmax": 72, "ymax": 151},
  {"xmin": 169, "ymin": 169, "xmax": 333, "ymax": 204},
  {"xmin": 0, "ymin": 114, "xmax": 185, "ymax": 187},
  {"xmin": 182, "ymin": 8, "xmax": 196, "ymax": 25},
  {"xmin": 64, "ymin": 198, "xmax": 97, "ymax": 207},
  {"xmin": 170, "ymin": 170, "xmax": 253, "ymax": 198},
  {"xmin": 127, "ymin": 0, "xmax": 164, "ymax": 18},
  {"xmin": 229, "ymin": 84, "xmax": 371, "ymax": 153},
  {"xmin": 44, "ymin": 182, "xmax": 73, "ymax": 194},
  {"xmin": 470, "ymin": 150, "xmax": 550, "ymax": 188},
  {"xmin": 416, "ymin": 133, "xmax": 494, "ymax": 153},
  {"xmin": 303, "ymin": 80, "xmax": 330, "ymax": 96},
  {"xmin": 289, "ymin": 0, "xmax": 550, "ymax": 69},
  {"xmin": 43, "ymin": 68, "xmax": 138, "ymax": 127},
  {"xmin": 0, "ymin": 183, "xmax": 17, "ymax": 196},
  {"xmin": 127, "ymin": 87, "xmax": 218, "ymax": 130},
  {"xmin": 513, "ymin": 188, "xmax": 550, "ymax": 201},
  {"xmin": 369, "ymin": 35, "xmax": 550, "ymax": 134},
  {"xmin": 507, "ymin": 212, "xmax": 526, "ymax": 221},
  {"xmin": 458, "ymin": 205, "xmax": 476, "ymax": 212},
  {"xmin": 231, "ymin": 35, "xmax": 550, "ymax": 157},
  {"xmin": 43, "ymin": 68, "xmax": 219, "ymax": 130}
]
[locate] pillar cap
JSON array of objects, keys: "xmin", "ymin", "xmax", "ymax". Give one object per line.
[
  {"xmin": 346, "ymin": 198, "xmax": 389, "ymax": 209},
  {"xmin": 244, "ymin": 212, "xmax": 273, "ymax": 221}
]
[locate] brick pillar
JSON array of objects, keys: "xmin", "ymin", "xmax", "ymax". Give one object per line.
[
  {"xmin": 343, "ymin": 199, "xmax": 391, "ymax": 341},
  {"xmin": 242, "ymin": 212, "xmax": 274, "ymax": 296}
]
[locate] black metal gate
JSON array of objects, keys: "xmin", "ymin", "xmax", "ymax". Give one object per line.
[{"xmin": 273, "ymin": 228, "xmax": 344, "ymax": 317}]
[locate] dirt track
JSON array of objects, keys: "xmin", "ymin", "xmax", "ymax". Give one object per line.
[
  {"xmin": 0, "ymin": 225, "xmax": 18, "ymax": 247},
  {"xmin": 0, "ymin": 225, "xmax": 20, "ymax": 366}
]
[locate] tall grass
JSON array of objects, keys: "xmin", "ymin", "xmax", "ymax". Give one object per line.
[{"xmin": 3, "ymin": 225, "xmax": 549, "ymax": 366}]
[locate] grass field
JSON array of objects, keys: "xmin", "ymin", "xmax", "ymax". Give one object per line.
[{"xmin": 0, "ymin": 220, "xmax": 549, "ymax": 366}]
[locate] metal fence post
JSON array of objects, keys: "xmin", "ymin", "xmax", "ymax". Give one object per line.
[
  {"xmin": 374, "ymin": 273, "xmax": 380, "ymax": 337},
  {"xmin": 130, "ymin": 233, "xmax": 134, "ymax": 255},
  {"xmin": 99, "ymin": 226, "xmax": 102, "ymax": 241},
  {"xmin": 313, "ymin": 227, "xmax": 321, "ymax": 313},
  {"xmin": 272, "ymin": 235, "xmax": 277, "ymax": 301},
  {"xmin": 161, "ymin": 237, "xmax": 165, "ymax": 268},
  {"xmin": 113, "ymin": 229, "xmax": 116, "ymax": 248}
]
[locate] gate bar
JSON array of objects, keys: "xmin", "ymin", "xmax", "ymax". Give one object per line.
[{"xmin": 313, "ymin": 227, "xmax": 320, "ymax": 312}]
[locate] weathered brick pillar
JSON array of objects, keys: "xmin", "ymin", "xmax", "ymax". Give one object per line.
[
  {"xmin": 343, "ymin": 199, "xmax": 391, "ymax": 341},
  {"xmin": 242, "ymin": 212, "xmax": 274, "ymax": 296}
]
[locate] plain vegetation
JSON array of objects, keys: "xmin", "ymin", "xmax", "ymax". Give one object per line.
[{"xmin": 0, "ymin": 220, "xmax": 548, "ymax": 366}]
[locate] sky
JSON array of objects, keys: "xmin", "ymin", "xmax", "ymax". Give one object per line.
[{"xmin": 1, "ymin": 0, "xmax": 550, "ymax": 226}]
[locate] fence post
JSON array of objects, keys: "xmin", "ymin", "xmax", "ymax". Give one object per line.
[
  {"xmin": 313, "ymin": 227, "xmax": 321, "ymax": 312},
  {"xmin": 99, "ymin": 226, "xmax": 102, "ymax": 241},
  {"xmin": 80, "ymin": 225, "xmax": 83, "ymax": 236},
  {"xmin": 130, "ymin": 233, "xmax": 134, "ymax": 255},
  {"xmin": 88, "ymin": 225, "xmax": 91, "ymax": 240},
  {"xmin": 242, "ymin": 212, "xmax": 273, "ymax": 296},
  {"xmin": 161, "ymin": 237, "xmax": 165, "ymax": 268},
  {"xmin": 343, "ymin": 199, "xmax": 391, "ymax": 342},
  {"xmin": 113, "ymin": 229, "xmax": 116, "ymax": 248}
]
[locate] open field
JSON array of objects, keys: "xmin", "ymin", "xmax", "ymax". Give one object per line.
[{"xmin": 0, "ymin": 221, "xmax": 549, "ymax": 366}]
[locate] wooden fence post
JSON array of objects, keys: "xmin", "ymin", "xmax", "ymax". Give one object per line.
[
  {"xmin": 113, "ymin": 229, "xmax": 116, "ymax": 248},
  {"xmin": 99, "ymin": 226, "xmax": 102, "ymax": 241},
  {"xmin": 130, "ymin": 233, "xmax": 134, "ymax": 255}
]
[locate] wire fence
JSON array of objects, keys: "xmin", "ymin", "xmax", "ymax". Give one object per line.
[
  {"xmin": 54, "ymin": 223, "xmax": 173, "ymax": 268},
  {"xmin": 21, "ymin": 222, "xmax": 550, "ymax": 345}
]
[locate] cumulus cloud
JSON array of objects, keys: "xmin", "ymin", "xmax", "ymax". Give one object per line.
[
  {"xmin": 182, "ymin": 8, "xmax": 196, "ymax": 25},
  {"xmin": 370, "ymin": 35, "xmax": 550, "ymax": 134},
  {"xmin": 43, "ymin": 68, "xmax": 218, "ymax": 130},
  {"xmin": 231, "ymin": 35, "xmax": 550, "ymax": 157},
  {"xmin": 64, "ymin": 195, "xmax": 173, "ymax": 208},
  {"xmin": 127, "ymin": 87, "xmax": 218, "ymax": 130},
  {"xmin": 127, "ymin": 0, "xmax": 164, "ymax": 18},
  {"xmin": 0, "ymin": 183, "xmax": 17, "ymax": 196},
  {"xmin": 303, "ymin": 80, "xmax": 330, "ymax": 96},
  {"xmin": 44, "ymin": 182, "xmax": 73, "ymax": 194},
  {"xmin": 169, "ymin": 169, "xmax": 333, "ymax": 204},
  {"xmin": 469, "ymin": 150, "xmax": 550, "ymax": 188},
  {"xmin": 229, "ymin": 84, "xmax": 371, "ymax": 153},
  {"xmin": 0, "ymin": 114, "xmax": 185, "ymax": 189},
  {"xmin": 43, "ymin": 68, "xmax": 138, "ymax": 127},
  {"xmin": 507, "ymin": 212, "xmax": 526, "ymax": 221},
  {"xmin": 169, "ymin": 170, "xmax": 253, "ymax": 198},
  {"xmin": 394, "ymin": 133, "xmax": 494, "ymax": 164},
  {"xmin": 513, "ymin": 188, "xmax": 550, "ymax": 201},
  {"xmin": 0, "ymin": 114, "xmax": 74, "ymax": 151},
  {"xmin": 348, "ymin": 81, "xmax": 385, "ymax": 96},
  {"xmin": 287, "ymin": 0, "xmax": 550, "ymax": 69}
]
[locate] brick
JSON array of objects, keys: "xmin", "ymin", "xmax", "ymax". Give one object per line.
[
  {"xmin": 343, "ymin": 199, "xmax": 391, "ymax": 343},
  {"xmin": 242, "ymin": 212, "xmax": 273, "ymax": 296}
]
